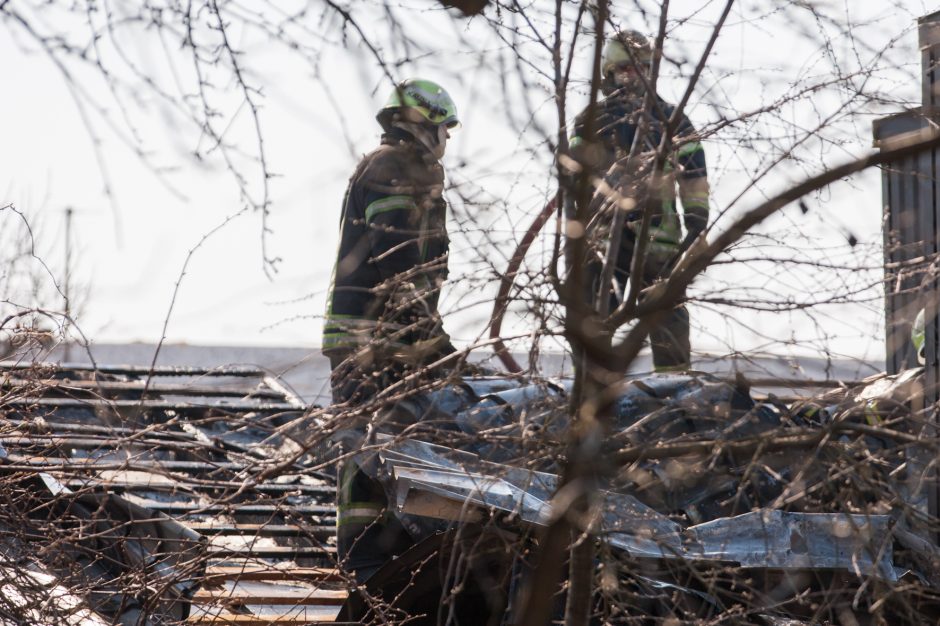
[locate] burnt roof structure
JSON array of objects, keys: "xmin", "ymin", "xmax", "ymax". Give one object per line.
[
  {"xmin": 1, "ymin": 359, "xmax": 938, "ymax": 624},
  {"xmin": 0, "ymin": 360, "xmax": 352, "ymax": 625}
]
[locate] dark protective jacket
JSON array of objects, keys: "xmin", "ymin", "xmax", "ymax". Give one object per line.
[
  {"xmin": 570, "ymin": 92, "xmax": 708, "ymax": 260},
  {"xmin": 323, "ymin": 131, "xmax": 450, "ymax": 357}
]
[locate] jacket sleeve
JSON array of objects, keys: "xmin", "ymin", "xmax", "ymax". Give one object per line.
[
  {"xmin": 568, "ymin": 103, "xmax": 618, "ymax": 174},
  {"xmin": 362, "ymin": 188, "xmax": 426, "ymax": 282},
  {"xmin": 357, "ymin": 151, "xmax": 444, "ymax": 279},
  {"xmin": 675, "ymin": 116, "xmax": 709, "ymax": 248},
  {"xmin": 357, "ymin": 153, "xmax": 453, "ymax": 353}
]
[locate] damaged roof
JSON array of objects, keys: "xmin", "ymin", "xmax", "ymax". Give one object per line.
[
  {"xmin": 0, "ymin": 359, "xmax": 937, "ymax": 624},
  {"xmin": 0, "ymin": 360, "xmax": 349, "ymax": 625}
]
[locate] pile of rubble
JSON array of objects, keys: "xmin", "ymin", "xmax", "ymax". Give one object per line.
[{"xmin": 0, "ymin": 361, "xmax": 937, "ymax": 624}]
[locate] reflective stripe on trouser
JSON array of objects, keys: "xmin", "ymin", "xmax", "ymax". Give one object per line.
[{"xmin": 336, "ymin": 459, "xmax": 414, "ymax": 583}]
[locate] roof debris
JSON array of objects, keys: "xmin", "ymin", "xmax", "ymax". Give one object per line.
[
  {"xmin": 0, "ymin": 362, "xmax": 937, "ymax": 624},
  {"xmin": 0, "ymin": 361, "xmax": 345, "ymax": 625}
]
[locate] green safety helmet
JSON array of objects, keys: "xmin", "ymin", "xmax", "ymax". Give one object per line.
[
  {"xmin": 602, "ymin": 30, "xmax": 655, "ymax": 75},
  {"xmin": 377, "ymin": 78, "xmax": 459, "ymax": 131},
  {"xmin": 913, "ymin": 307, "xmax": 926, "ymax": 365}
]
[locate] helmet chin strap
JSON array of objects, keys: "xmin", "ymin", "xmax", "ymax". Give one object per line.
[{"xmin": 393, "ymin": 121, "xmax": 447, "ymax": 160}]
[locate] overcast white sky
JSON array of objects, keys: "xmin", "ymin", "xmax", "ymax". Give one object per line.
[{"xmin": 0, "ymin": 0, "xmax": 936, "ymax": 365}]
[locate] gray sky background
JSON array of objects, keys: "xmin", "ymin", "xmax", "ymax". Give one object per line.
[{"xmin": 0, "ymin": 1, "xmax": 935, "ymax": 366}]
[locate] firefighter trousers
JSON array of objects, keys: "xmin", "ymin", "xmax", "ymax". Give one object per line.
[
  {"xmin": 591, "ymin": 240, "xmax": 691, "ymax": 371},
  {"xmin": 327, "ymin": 349, "xmax": 415, "ymax": 583}
]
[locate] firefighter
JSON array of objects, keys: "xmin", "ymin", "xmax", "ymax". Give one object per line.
[
  {"xmin": 323, "ymin": 77, "xmax": 459, "ymax": 404},
  {"xmin": 568, "ymin": 30, "xmax": 710, "ymax": 371},
  {"xmin": 322, "ymin": 78, "xmax": 460, "ymax": 582}
]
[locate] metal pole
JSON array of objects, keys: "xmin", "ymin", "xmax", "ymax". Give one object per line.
[{"xmin": 63, "ymin": 207, "xmax": 72, "ymax": 362}]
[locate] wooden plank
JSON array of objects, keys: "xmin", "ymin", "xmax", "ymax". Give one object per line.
[
  {"xmin": 193, "ymin": 581, "xmax": 347, "ymax": 605},
  {"xmin": 750, "ymin": 394, "xmax": 807, "ymax": 404},
  {"xmin": 67, "ymin": 471, "xmax": 183, "ymax": 490},
  {"xmin": 132, "ymin": 500, "xmax": 335, "ymax": 516},
  {"xmin": 189, "ymin": 523, "xmax": 334, "ymax": 539},
  {"xmin": 4, "ymin": 397, "xmax": 299, "ymax": 413},
  {"xmin": 63, "ymin": 476, "xmax": 332, "ymax": 497},
  {"xmin": 203, "ymin": 565, "xmax": 342, "ymax": 584},
  {"xmin": 187, "ymin": 605, "xmax": 345, "ymax": 625},
  {"xmin": 0, "ymin": 378, "xmax": 287, "ymax": 399},
  {"xmin": 0, "ymin": 435, "xmax": 209, "ymax": 451},
  {"xmin": 4, "ymin": 419, "xmax": 202, "ymax": 439},
  {"xmin": 729, "ymin": 377, "xmax": 862, "ymax": 389},
  {"xmin": 0, "ymin": 361, "xmax": 266, "ymax": 378},
  {"xmin": 5, "ymin": 456, "xmax": 272, "ymax": 473},
  {"xmin": 1, "ymin": 462, "xmax": 337, "ymax": 512},
  {"xmin": 206, "ymin": 545, "xmax": 335, "ymax": 559}
]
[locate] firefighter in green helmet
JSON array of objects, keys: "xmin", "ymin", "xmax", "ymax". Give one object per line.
[
  {"xmin": 568, "ymin": 30, "xmax": 710, "ymax": 371},
  {"xmin": 322, "ymin": 78, "xmax": 460, "ymax": 582},
  {"xmin": 323, "ymin": 78, "xmax": 460, "ymax": 403}
]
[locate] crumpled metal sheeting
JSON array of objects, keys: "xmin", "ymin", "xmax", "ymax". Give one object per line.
[
  {"xmin": 386, "ymin": 377, "xmax": 532, "ymax": 431},
  {"xmin": 686, "ymin": 509, "xmax": 897, "ymax": 581},
  {"xmin": 459, "ymin": 377, "xmax": 531, "ymax": 399},
  {"xmin": 633, "ymin": 573, "xmax": 720, "ymax": 608},
  {"xmin": 757, "ymin": 616, "xmax": 813, "ymax": 626},
  {"xmin": 374, "ymin": 437, "xmax": 899, "ymax": 581},
  {"xmin": 853, "ymin": 367, "xmax": 922, "ymax": 407},
  {"xmin": 599, "ymin": 492, "xmax": 684, "ymax": 556},
  {"xmin": 377, "ymin": 437, "xmax": 685, "ymax": 558},
  {"xmin": 398, "ymin": 378, "xmax": 573, "ymax": 463},
  {"xmin": 416, "ymin": 373, "xmax": 780, "ymax": 466},
  {"xmin": 454, "ymin": 379, "xmax": 570, "ymax": 435},
  {"xmin": 393, "ymin": 465, "xmax": 548, "ymax": 524},
  {"xmin": 612, "ymin": 373, "xmax": 780, "ymax": 447},
  {"xmin": 378, "ymin": 434, "xmax": 557, "ymax": 502},
  {"xmin": 350, "ymin": 373, "xmax": 761, "ymax": 465}
]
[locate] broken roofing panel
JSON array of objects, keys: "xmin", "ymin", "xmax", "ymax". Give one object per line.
[
  {"xmin": 375, "ymin": 436, "xmax": 898, "ymax": 579},
  {"xmin": 687, "ymin": 510, "xmax": 897, "ymax": 580},
  {"xmin": 0, "ymin": 361, "xmax": 346, "ymax": 625},
  {"xmin": 1, "ymin": 359, "xmax": 936, "ymax": 623}
]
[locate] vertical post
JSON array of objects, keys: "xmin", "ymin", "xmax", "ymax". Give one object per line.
[
  {"xmin": 877, "ymin": 10, "xmax": 940, "ymax": 375},
  {"xmin": 920, "ymin": 11, "xmax": 940, "ymax": 540},
  {"xmin": 921, "ymin": 11, "xmax": 940, "ymax": 109},
  {"xmin": 63, "ymin": 207, "xmax": 72, "ymax": 363},
  {"xmin": 875, "ymin": 10, "xmax": 940, "ymax": 546}
]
